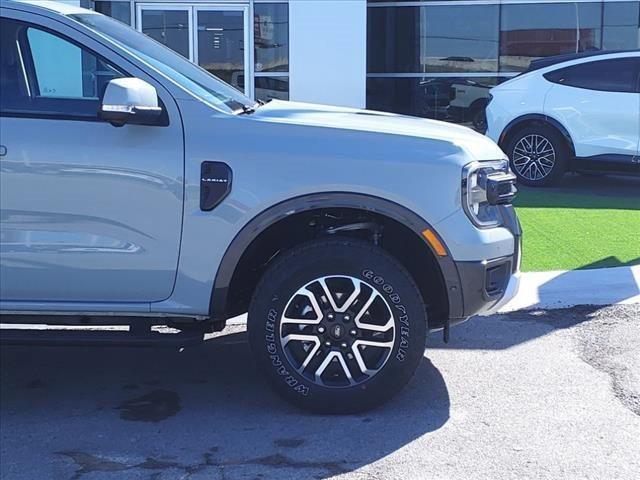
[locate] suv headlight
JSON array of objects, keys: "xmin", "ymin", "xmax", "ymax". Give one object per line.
[{"xmin": 462, "ymin": 160, "xmax": 517, "ymax": 228}]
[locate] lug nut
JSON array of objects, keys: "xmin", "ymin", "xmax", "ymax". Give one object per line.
[
  {"xmin": 324, "ymin": 341, "xmax": 331, "ymax": 347},
  {"xmin": 347, "ymin": 353, "xmax": 354, "ymax": 360},
  {"xmin": 341, "ymin": 342, "xmax": 348, "ymax": 349},
  {"xmin": 327, "ymin": 313, "xmax": 334, "ymax": 320},
  {"xmin": 318, "ymin": 326, "xmax": 325, "ymax": 333},
  {"xmin": 350, "ymin": 329, "xmax": 357, "ymax": 336},
  {"xmin": 344, "ymin": 315, "xmax": 350, "ymax": 321}
]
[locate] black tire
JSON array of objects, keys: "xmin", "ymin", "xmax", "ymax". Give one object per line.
[
  {"xmin": 469, "ymin": 99, "xmax": 488, "ymax": 133},
  {"xmin": 506, "ymin": 124, "xmax": 569, "ymax": 187},
  {"xmin": 471, "ymin": 107, "xmax": 487, "ymax": 133},
  {"xmin": 248, "ymin": 238, "xmax": 427, "ymax": 414}
]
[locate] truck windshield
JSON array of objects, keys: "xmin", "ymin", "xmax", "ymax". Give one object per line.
[{"xmin": 69, "ymin": 13, "xmax": 255, "ymax": 114}]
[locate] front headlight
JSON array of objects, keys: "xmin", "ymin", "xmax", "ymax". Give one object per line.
[{"xmin": 462, "ymin": 160, "xmax": 517, "ymax": 228}]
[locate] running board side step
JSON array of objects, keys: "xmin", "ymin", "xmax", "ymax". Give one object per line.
[{"xmin": 0, "ymin": 328, "xmax": 205, "ymax": 348}]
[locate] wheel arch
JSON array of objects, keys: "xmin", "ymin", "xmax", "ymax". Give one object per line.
[
  {"xmin": 210, "ymin": 192, "xmax": 464, "ymax": 329},
  {"xmin": 499, "ymin": 113, "xmax": 575, "ymax": 157}
]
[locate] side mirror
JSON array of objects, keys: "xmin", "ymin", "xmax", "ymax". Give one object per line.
[{"xmin": 99, "ymin": 77, "xmax": 163, "ymax": 127}]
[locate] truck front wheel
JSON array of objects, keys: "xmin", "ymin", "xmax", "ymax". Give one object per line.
[{"xmin": 248, "ymin": 238, "xmax": 427, "ymax": 413}]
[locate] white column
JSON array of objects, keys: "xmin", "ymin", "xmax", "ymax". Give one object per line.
[{"xmin": 289, "ymin": 0, "xmax": 367, "ymax": 108}]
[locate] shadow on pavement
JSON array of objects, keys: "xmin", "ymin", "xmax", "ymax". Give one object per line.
[
  {"xmin": 434, "ymin": 305, "xmax": 616, "ymax": 351},
  {"xmin": 573, "ymin": 256, "xmax": 640, "ymax": 270},
  {"xmin": 0, "ymin": 332, "xmax": 449, "ymax": 479},
  {"xmin": 532, "ymin": 259, "xmax": 640, "ymax": 306}
]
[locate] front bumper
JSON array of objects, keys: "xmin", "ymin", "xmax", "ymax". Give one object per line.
[
  {"xmin": 449, "ymin": 205, "xmax": 522, "ymax": 323},
  {"xmin": 481, "ymin": 271, "xmax": 521, "ymax": 316}
]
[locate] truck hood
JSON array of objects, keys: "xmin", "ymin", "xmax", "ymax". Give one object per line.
[{"xmin": 250, "ymin": 100, "xmax": 505, "ymax": 161}]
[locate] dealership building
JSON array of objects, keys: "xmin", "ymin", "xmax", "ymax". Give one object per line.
[{"xmin": 77, "ymin": 0, "xmax": 639, "ymax": 130}]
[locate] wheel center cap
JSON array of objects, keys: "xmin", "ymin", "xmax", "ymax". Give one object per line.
[{"xmin": 330, "ymin": 323, "xmax": 345, "ymax": 340}]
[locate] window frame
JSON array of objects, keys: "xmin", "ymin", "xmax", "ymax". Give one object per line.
[
  {"xmin": 1, "ymin": 18, "xmax": 130, "ymax": 122},
  {"xmin": 543, "ymin": 57, "xmax": 640, "ymax": 94}
]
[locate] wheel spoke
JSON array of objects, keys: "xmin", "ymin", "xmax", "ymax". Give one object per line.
[
  {"xmin": 514, "ymin": 146, "xmax": 529, "ymax": 155},
  {"xmin": 354, "ymin": 290, "xmax": 394, "ymax": 332},
  {"xmin": 525, "ymin": 162, "xmax": 536, "ymax": 179},
  {"xmin": 319, "ymin": 277, "xmax": 361, "ymax": 313},
  {"xmin": 281, "ymin": 287, "xmax": 323, "ymax": 325},
  {"xmin": 282, "ymin": 334, "xmax": 321, "ymax": 372},
  {"xmin": 538, "ymin": 161, "xmax": 552, "ymax": 175},
  {"xmin": 351, "ymin": 339, "xmax": 394, "ymax": 376},
  {"xmin": 537, "ymin": 138, "xmax": 551, "ymax": 153},
  {"xmin": 314, "ymin": 351, "xmax": 355, "ymax": 386}
]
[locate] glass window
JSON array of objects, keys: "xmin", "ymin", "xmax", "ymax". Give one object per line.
[
  {"xmin": 368, "ymin": 5, "xmax": 499, "ymax": 73},
  {"xmin": 254, "ymin": 3, "xmax": 289, "ymax": 73},
  {"xmin": 0, "ymin": 19, "xmax": 30, "ymax": 112},
  {"xmin": 366, "ymin": 76, "xmax": 505, "ymax": 132},
  {"xmin": 544, "ymin": 58, "xmax": 640, "ymax": 93},
  {"xmin": 197, "ymin": 10, "xmax": 246, "ymax": 92},
  {"xmin": 140, "ymin": 9, "xmax": 191, "ymax": 59},
  {"xmin": 81, "ymin": 1, "xmax": 132, "ymax": 26},
  {"xmin": 603, "ymin": 2, "xmax": 640, "ymax": 51},
  {"xmin": 577, "ymin": 2, "xmax": 602, "ymax": 52},
  {"xmin": 28, "ymin": 27, "xmax": 121, "ymax": 100},
  {"xmin": 71, "ymin": 12, "xmax": 254, "ymax": 113},
  {"xmin": 1, "ymin": 18, "xmax": 124, "ymax": 117},
  {"xmin": 500, "ymin": 2, "xmax": 586, "ymax": 72},
  {"xmin": 255, "ymin": 76, "xmax": 289, "ymax": 101}
]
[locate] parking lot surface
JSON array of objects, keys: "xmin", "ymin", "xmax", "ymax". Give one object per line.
[{"xmin": 1, "ymin": 304, "xmax": 639, "ymax": 480}]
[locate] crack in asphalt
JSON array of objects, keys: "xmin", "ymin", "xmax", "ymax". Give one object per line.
[
  {"xmin": 573, "ymin": 308, "xmax": 640, "ymax": 416},
  {"xmin": 57, "ymin": 449, "xmax": 350, "ymax": 479},
  {"xmin": 499, "ymin": 305, "xmax": 640, "ymax": 416}
]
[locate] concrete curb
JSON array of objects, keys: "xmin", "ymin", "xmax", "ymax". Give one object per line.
[
  {"xmin": 225, "ymin": 266, "xmax": 640, "ymax": 325},
  {"xmin": 498, "ymin": 265, "xmax": 640, "ymax": 313}
]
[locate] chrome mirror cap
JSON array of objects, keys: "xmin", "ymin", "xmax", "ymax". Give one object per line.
[{"xmin": 99, "ymin": 77, "xmax": 163, "ymax": 126}]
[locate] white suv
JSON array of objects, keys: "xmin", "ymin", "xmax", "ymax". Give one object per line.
[{"xmin": 486, "ymin": 51, "xmax": 640, "ymax": 186}]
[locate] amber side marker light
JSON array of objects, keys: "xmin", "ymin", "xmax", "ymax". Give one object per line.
[{"xmin": 421, "ymin": 229, "xmax": 448, "ymax": 257}]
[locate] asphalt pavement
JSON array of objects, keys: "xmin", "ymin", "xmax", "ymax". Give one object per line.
[{"xmin": 1, "ymin": 304, "xmax": 638, "ymax": 480}]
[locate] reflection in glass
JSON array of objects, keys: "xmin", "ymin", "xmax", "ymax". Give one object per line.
[
  {"xmin": 197, "ymin": 10, "xmax": 245, "ymax": 92},
  {"xmin": 368, "ymin": 5, "xmax": 499, "ymax": 73},
  {"xmin": 140, "ymin": 9, "xmax": 190, "ymax": 59},
  {"xmin": 367, "ymin": 77, "xmax": 505, "ymax": 132},
  {"xmin": 603, "ymin": 1, "xmax": 640, "ymax": 51},
  {"xmin": 254, "ymin": 4, "xmax": 289, "ymax": 73},
  {"xmin": 255, "ymin": 76, "xmax": 289, "ymax": 101},
  {"xmin": 499, "ymin": 2, "xmax": 602, "ymax": 72},
  {"xmin": 91, "ymin": 1, "xmax": 131, "ymax": 26}
]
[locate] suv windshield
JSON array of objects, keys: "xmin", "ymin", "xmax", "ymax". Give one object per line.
[{"xmin": 69, "ymin": 13, "xmax": 256, "ymax": 114}]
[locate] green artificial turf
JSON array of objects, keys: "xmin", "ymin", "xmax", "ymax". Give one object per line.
[{"xmin": 513, "ymin": 178, "xmax": 640, "ymax": 272}]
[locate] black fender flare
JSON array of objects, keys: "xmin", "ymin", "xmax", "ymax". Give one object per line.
[
  {"xmin": 499, "ymin": 114, "xmax": 575, "ymax": 155},
  {"xmin": 209, "ymin": 192, "xmax": 465, "ymax": 322}
]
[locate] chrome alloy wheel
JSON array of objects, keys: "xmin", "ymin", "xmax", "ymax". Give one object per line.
[
  {"xmin": 279, "ymin": 275, "xmax": 396, "ymax": 388},
  {"xmin": 512, "ymin": 134, "xmax": 556, "ymax": 181}
]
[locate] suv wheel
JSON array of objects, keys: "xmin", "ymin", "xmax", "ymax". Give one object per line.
[
  {"xmin": 248, "ymin": 239, "xmax": 427, "ymax": 413},
  {"xmin": 506, "ymin": 124, "xmax": 568, "ymax": 186}
]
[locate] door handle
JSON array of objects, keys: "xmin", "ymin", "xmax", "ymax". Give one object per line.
[{"xmin": 0, "ymin": 145, "xmax": 6, "ymax": 157}]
